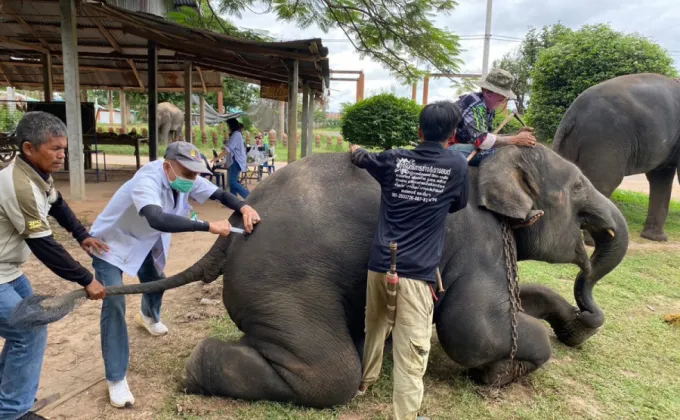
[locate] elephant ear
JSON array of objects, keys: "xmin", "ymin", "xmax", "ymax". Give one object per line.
[{"xmin": 477, "ymin": 146, "xmax": 540, "ymax": 220}]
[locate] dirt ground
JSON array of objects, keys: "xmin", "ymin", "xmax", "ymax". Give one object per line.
[{"xmin": 2, "ymin": 156, "xmax": 678, "ymax": 419}]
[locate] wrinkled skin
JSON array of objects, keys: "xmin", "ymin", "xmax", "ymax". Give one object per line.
[
  {"xmin": 157, "ymin": 102, "xmax": 184, "ymax": 145},
  {"xmin": 165, "ymin": 146, "xmax": 628, "ymax": 408},
  {"xmin": 553, "ymin": 73, "xmax": 680, "ymax": 242}
]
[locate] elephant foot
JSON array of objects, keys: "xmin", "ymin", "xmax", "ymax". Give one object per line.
[
  {"xmin": 467, "ymin": 359, "xmax": 538, "ymax": 387},
  {"xmin": 640, "ymin": 229, "xmax": 668, "ymax": 242}
]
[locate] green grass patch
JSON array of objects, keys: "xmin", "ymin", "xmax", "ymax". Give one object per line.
[
  {"xmin": 159, "ymin": 248, "xmax": 680, "ymax": 419},
  {"xmin": 611, "ymin": 189, "xmax": 680, "ymax": 241}
]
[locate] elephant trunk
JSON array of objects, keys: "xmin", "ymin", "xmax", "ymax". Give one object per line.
[{"xmin": 574, "ymin": 190, "xmax": 629, "ymax": 331}]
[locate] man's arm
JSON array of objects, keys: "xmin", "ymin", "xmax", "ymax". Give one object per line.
[
  {"xmin": 48, "ymin": 191, "xmax": 91, "ymax": 244},
  {"xmin": 139, "ymin": 205, "xmax": 210, "ymax": 232},
  {"xmin": 349, "ymin": 145, "xmax": 392, "ymax": 183},
  {"xmin": 25, "ymin": 236, "xmax": 94, "ymax": 286},
  {"xmin": 449, "ymin": 165, "xmax": 469, "ymax": 214}
]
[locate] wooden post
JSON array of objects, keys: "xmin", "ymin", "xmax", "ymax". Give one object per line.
[
  {"xmin": 108, "ymin": 90, "xmax": 113, "ymax": 125},
  {"xmin": 423, "ymin": 74, "xmax": 430, "ymax": 105},
  {"xmin": 301, "ymin": 82, "xmax": 309, "ymax": 158},
  {"xmin": 307, "ymin": 89, "xmax": 314, "ymax": 157},
  {"xmin": 119, "ymin": 91, "xmax": 127, "ymax": 132},
  {"xmin": 412, "ymin": 82, "xmax": 417, "ymax": 102},
  {"xmin": 287, "ymin": 60, "xmax": 298, "ymax": 163},
  {"xmin": 199, "ymin": 95, "xmax": 206, "ymax": 139},
  {"xmin": 60, "ymin": 0, "xmax": 85, "ymax": 200},
  {"xmin": 42, "ymin": 54, "xmax": 52, "ymax": 103},
  {"xmin": 184, "ymin": 61, "xmax": 192, "ymax": 143},
  {"xmin": 217, "ymin": 90, "xmax": 224, "ymax": 114},
  {"xmin": 148, "ymin": 41, "xmax": 158, "ymax": 161},
  {"xmin": 357, "ymin": 71, "xmax": 365, "ymax": 102},
  {"xmin": 279, "ymin": 101, "xmax": 285, "ymax": 141}
]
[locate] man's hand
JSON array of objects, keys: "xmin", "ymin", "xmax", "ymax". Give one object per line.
[
  {"xmin": 84, "ymin": 279, "xmax": 106, "ymax": 300},
  {"xmin": 349, "ymin": 144, "xmax": 361, "ymax": 153},
  {"xmin": 519, "ymin": 126, "xmax": 534, "ymax": 133},
  {"xmin": 209, "ymin": 220, "xmax": 232, "ymax": 237},
  {"xmin": 512, "ymin": 131, "xmax": 537, "ymax": 147},
  {"xmin": 240, "ymin": 205, "xmax": 261, "ymax": 233},
  {"xmin": 81, "ymin": 237, "xmax": 109, "ymax": 256}
]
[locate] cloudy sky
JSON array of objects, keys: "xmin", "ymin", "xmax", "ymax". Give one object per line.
[{"xmin": 228, "ymin": 0, "xmax": 680, "ymax": 112}]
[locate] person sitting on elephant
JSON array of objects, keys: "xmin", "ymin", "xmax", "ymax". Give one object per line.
[
  {"xmin": 350, "ymin": 101, "xmax": 469, "ymax": 420},
  {"xmin": 211, "ymin": 118, "xmax": 250, "ymax": 199},
  {"xmin": 88, "ymin": 141, "xmax": 261, "ymax": 409},
  {"xmin": 449, "ymin": 68, "xmax": 537, "ymax": 166}
]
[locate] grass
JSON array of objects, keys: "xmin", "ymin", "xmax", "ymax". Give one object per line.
[
  {"xmin": 156, "ymin": 248, "xmax": 680, "ymax": 419},
  {"xmin": 611, "ymin": 189, "xmax": 680, "ymax": 241}
]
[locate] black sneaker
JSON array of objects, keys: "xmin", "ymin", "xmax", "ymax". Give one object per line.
[{"xmin": 18, "ymin": 412, "xmax": 48, "ymax": 420}]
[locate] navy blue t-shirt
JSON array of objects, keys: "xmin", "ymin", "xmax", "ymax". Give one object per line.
[{"xmin": 351, "ymin": 141, "xmax": 469, "ymax": 283}]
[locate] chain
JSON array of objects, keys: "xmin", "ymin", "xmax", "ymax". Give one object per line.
[{"xmin": 495, "ymin": 220, "xmax": 524, "ymax": 386}]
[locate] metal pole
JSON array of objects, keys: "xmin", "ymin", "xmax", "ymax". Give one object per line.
[
  {"xmin": 60, "ymin": 0, "xmax": 85, "ymax": 200},
  {"xmin": 482, "ymin": 0, "xmax": 493, "ymax": 76}
]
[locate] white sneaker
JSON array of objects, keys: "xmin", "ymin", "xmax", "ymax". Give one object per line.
[
  {"xmin": 107, "ymin": 377, "xmax": 135, "ymax": 408},
  {"xmin": 134, "ymin": 312, "xmax": 168, "ymax": 336}
]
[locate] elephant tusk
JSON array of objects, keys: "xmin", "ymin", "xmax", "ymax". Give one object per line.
[{"xmin": 606, "ymin": 229, "xmax": 615, "ymax": 238}]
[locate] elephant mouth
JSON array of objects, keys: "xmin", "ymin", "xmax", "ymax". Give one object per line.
[{"xmin": 509, "ymin": 210, "xmax": 545, "ymax": 229}]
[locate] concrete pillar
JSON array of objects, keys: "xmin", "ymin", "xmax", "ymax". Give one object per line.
[
  {"xmin": 306, "ymin": 89, "xmax": 314, "ymax": 157},
  {"xmin": 148, "ymin": 41, "xmax": 158, "ymax": 161},
  {"xmin": 412, "ymin": 83, "xmax": 417, "ymax": 102},
  {"xmin": 218, "ymin": 90, "xmax": 224, "ymax": 114},
  {"xmin": 279, "ymin": 101, "xmax": 285, "ymax": 140},
  {"xmin": 200, "ymin": 95, "xmax": 206, "ymax": 140},
  {"xmin": 60, "ymin": 0, "xmax": 85, "ymax": 200},
  {"xmin": 301, "ymin": 82, "xmax": 309, "ymax": 158},
  {"xmin": 357, "ymin": 71, "xmax": 365, "ymax": 102},
  {"xmin": 120, "ymin": 91, "xmax": 127, "ymax": 132},
  {"xmin": 42, "ymin": 54, "xmax": 52, "ymax": 103},
  {"xmin": 184, "ymin": 61, "xmax": 192, "ymax": 143},
  {"xmin": 287, "ymin": 60, "xmax": 298, "ymax": 163}
]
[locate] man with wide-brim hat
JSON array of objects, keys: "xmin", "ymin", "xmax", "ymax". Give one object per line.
[{"xmin": 448, "ymin": 67, "xmax": 536, "ymax": 166}]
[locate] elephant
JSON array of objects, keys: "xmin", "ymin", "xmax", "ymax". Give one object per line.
[
  {"xmin": 88, "ymin": 145, "xmax": 628, "ymax": 408},
  {"xmin": 553, "ymin": 73, "xmax": 680, "ymax": 242},
  {"xmin": 157, "ymin": 101, "xmax": 184, "ymax": 145}
]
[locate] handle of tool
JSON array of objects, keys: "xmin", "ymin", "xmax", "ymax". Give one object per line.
[
  {"xmin": 436, "ymin": 268, "xmax": 445, "ymax": 293},
  {"xmin": 389, "ymin": 241, "xmax": 397, "ymax": 273}
]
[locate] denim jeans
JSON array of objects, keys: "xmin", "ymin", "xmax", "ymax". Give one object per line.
[
  {"xmin": 93, "ymin": 252, "xmax": 165, "ymax": 382},
  {"xmin": 0, "ymin": 275, "xmax": 47, "ymax": 420},
  {"xmin": 228, "ymin": 163, "xmax": 250, "ymax": 199},
  {"xmin": 448, "ymin": 144, "xmax": 497, "ymax": 167}
]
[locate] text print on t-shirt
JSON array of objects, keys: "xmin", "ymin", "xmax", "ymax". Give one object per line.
[{"xmin": 393, "ymin": 158, "xmax": 451, "ymax": 203}]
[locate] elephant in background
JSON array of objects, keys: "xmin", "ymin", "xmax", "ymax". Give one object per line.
[
  {"xmin": 554, "ymin": 73, "xmax": 680, "ymax": 242},
  {"xmin": 125, "ymin": 145, "xmax": 629, "ymax": 408},
  {"xmin": 158, "ymin": 101, "xmax": 184, "ymax": 145}
]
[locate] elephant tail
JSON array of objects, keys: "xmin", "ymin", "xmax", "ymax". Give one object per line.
[{"xmin": 552, "ymin": 114, "xmax": 576, "ymax": 158}]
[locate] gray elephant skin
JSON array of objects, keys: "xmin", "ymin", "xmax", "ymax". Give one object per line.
[
  {"xmin": 553, "ymin": 73, "xmax": 680, "ymax": 242},
  {"xmin": 155, "ymin": 146, "xmax": 628, "ymax": 408},
  {"xmin": 157, "ymin": 102, "xmax": 184, "ymax": 144}
]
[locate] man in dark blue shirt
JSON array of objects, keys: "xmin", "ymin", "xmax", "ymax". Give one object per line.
[{"xmin": 350, "ymin": 101, "xmax": 468, "ymax": 420}]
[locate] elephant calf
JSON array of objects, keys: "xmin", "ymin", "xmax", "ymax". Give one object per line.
[{"xmin": 145, "ymin": 146, "xmax": 628, "ymax": 408}]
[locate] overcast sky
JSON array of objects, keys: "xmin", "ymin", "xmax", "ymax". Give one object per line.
[{"xmin": 228, "ymin": 0, "xmax": 680, "ymax": 112}]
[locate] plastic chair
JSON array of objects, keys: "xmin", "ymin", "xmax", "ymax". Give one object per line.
[{"xmin": 200, "ymin": 153, "xmax": 225, "ymax": 189}]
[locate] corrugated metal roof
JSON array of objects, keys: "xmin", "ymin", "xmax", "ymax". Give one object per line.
[{"xmin": 0, "ymin": 0, "xmax": 329, "ymax": 93}]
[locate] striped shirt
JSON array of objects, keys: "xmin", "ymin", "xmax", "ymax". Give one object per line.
[{"xmin": 451, "ymin": 92, "xmax": 496, "ymax": 158}]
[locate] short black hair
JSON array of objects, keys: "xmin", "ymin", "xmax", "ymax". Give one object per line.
[
  {"xmin": 419, "ymin": 101, "xmax": 462, "ymax": 143},
  {"xmin": 226, "ymin": 118, "xmax": 240, "ymax": 133}
]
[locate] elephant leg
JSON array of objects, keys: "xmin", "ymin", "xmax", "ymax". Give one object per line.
[
  {"xmin": 519, "ymin": 284, "xmax": 598, "ymax": 347},
  {"xmin": 465, "ymin": 313, "xmax": 552, "ymax": 386},
  {"xmin": 641, "ymin": 167, "xmax": 675, "ymax": 242},
  {"xmin": 183, "ymin": 326, "xmax": 362, "ymax": 408}
]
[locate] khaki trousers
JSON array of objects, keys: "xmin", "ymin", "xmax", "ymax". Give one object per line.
[{"xmin": 361, "ymin": 270, "xmax": 434, "ymax": 420}]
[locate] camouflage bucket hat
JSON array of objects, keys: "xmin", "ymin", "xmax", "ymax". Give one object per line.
[{"xmin": 473, "ymin": 68, "xmax": 517, "ymax": 100}]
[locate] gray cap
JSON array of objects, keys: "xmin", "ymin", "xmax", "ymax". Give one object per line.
[{"xmin": 164, "ymin": 141, "xmax": 211, "ymax": 174}]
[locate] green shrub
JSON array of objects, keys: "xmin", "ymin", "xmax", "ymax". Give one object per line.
[
  {"xmin": 526, "ymin": 24, "xmax": 678, "ymax": 142},
  {"xmin": 341, "ymin": 94, "xmax": 422, "ymax": 150},
  {"xmin": 492, "ymin": 109, "xmax": 524, "ymax": 135}
]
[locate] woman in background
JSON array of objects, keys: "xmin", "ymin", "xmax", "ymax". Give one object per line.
[{"xmin": 212, "ymin": 118, "xmax": 250, "ymax": 198}]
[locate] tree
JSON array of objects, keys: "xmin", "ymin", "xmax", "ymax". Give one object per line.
[
  {"xmin": 526, "ymin": 24, "xmax": 678, "ymax": 142},
  {"xmin": 171, "ymin": 0, "xmax": 463, "ymax": 82},
  {"xmin": 341, "ymin": 94, "xmax": 421, "ymax": 149},
  {"xmin": 492, "ymin": 23, "xmax": 572, "ymax": 114}
]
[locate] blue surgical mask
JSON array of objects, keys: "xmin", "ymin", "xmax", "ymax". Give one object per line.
[{"xmin": 168, "ymin": 165, "xmax": 194, "ymax": 193}]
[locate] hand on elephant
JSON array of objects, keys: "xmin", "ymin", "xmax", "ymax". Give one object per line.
[
  {"xmin": 209, "ymin": 220, "xmax": 233, "ymax": 237},
  {"xmin": 349, "ymin": 144, "xmax": 361, "ymax": 153},
  {"xmin": 512, "ymin": 131, "xmax": 537, "ymax": 148},
  {"xmin": 519, "ymin": 126, "xmax": 534, "ymax": 134},
  {"xmin": 240, "ymin": 205, "xmax": 261, "ymax": 233}
]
